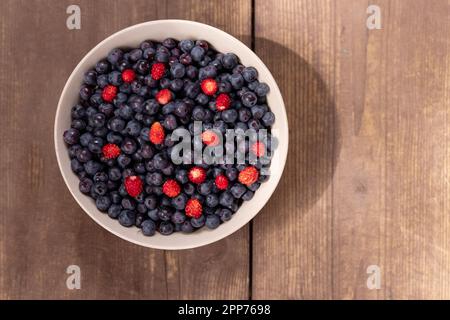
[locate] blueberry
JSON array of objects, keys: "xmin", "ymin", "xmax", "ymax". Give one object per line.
[
  {"xmin": 251, "ymin": 105, "xmax": 266, "ymax": 120},
  {"xmin": 181, "ymin": 221, "xmax": 194, "ymax": 233},
  {"xmin": 63, "ymin": 128, "xmax": 80, "ymax": 145},
  {"xmin": 121, "ymin": 197, "xmax": 136, "ymax": 210},
  {"xmin": 143, "ymin": 99, "xmax": 160, "ymax": 115},
  {"xmin": 97, "ymin": 74, "xmax": 109, "ymax": 88},
  {"xmin": 159, "ymin": 77, "xmax": 171, "ymax": 89},
  {"xmin": 110, "ymin": 191, "xmax": 121, "ymax": 204},
  {"xmin": 98, "ymin": 103, "xmax": 114, "ymax": 117},
  {"xmin": 117, "ymin": 154, "xmax": 131, "ymax": 168},
  {"xmin": 129, "ymin": 48, "xmax": 143, "ymax": 62},
  {"xmin": 93, "ymin": 182, "xmax": 107, "ymax": 196},
  {"xmin": 205, "ymin": 214, "xmax": 220, "ymax": 229},
  {"xmin": 174, "ymin": 101, "xmax": 189, "ymax": 117},
  {"xmin": 191, "ymin": 46, "xmax": 205, "ymax": 62},
  {"xmin": 118, "ymin": 210, "xmax": 136, "ymax": 227},
  {"xmin": 261, "ymin": 111, "xmax": 275, "ymax": 126},
  {"xmin": 134, "ymin": 59, "xmax": 150, "ymax": 74},
  {"xmin": 241, "ymin": 91, "xmax": 257, "ymax": 107},
  {"xmin": 248, "ymin": 118, "xmax": 261, "ymax": 130},
  {"xmin": 158, "ymin": 206, "xmax": 174, "ymax": 221},
  {"xmin": 229, "ymin": 73, "xmax": 244, "ymax": 89},
  {"xmin": 199, "ymin": 65, "xmax": 217, "ymax": 80},
  {"xmin": 69, "ymin": 144, "xmax": 82, "ymax": 158},
  {"xmin": 88, "ymin": 137, "xmax": 103, "ymax": 154},
  {"xmin": 242, "ymin": 190, "xmax": 254, "ymax": 201},
  {"xmin": 159, "ymin": 221, "xmax": 174, "ymax": 235},
  {"xmin": 144, "ymin": 195, "xmax": 158, "ymax": 210},
  {"xmin": 117, "ymin": 60, "xmax": 131, "ymax": 72},
  {"xmin": 230, "ymin": 183, "xmax": 246, "ymax": 198},
  {"xmin": 184, "ymin": 81, "xmax": 200, "ymax": 99},
  {"xmin": 107, "ymin": 48, "xmax": 123, "ymax": 64},
  {"xmin": 175, "ymin": 169, "xmax": 189, "ymax": 184},
  {"xmin": 71, "ymin": 104, "xmax": 86, "ymax": 119},
  {"xmin": 221, "ymin": 53, "xmax": 238, "ymax": 69},
  {"xmin": 219, "ymin": 191, "xmax": 235, "ymax": 209},
  {"xmin": 217, "ymin": 208, "xmax": 232, "ymax": 222},
  {"xmin": 233, "ymin": 64, "xmax": 245, "ymax": 74},
  {"xmin": 221, "ymin": 109, "xmax": 238, "ymax": 123},
  {"xmin": 205, "ymin": 194, "xmax": 219, "ymax": 207},
  {"xmin": 147, "ymin": 172, "xmax": 163, "ymax": 186},
  {"xmin": 152, "ymin": 152, "xmax": 168, "ymax": 169},
  {"xmin": 192, "ymin": 106, "xmax": 206, "ymax": 121},
  {"xmin": 155, "ymin": 50, "xmax": 169, "ymax": 63},
  {"xmin": 179, "ymin": 39, "xmax": 194, "ymax": 53},
  {"xmin": 255, "ymin": 82, "xmax": 270, "ymax": 97},
  {"xmin": 235, "ymin": 122, "xmax": 248, "ymax": 132},
  {"xmin": 108, "ymin": 117, "xmax": 126, "ymax": 132},
  {"xmin": 170, "ymin": 78, "xmax": 184, "ymax": 92},
  {"xmin": 170, "ymin": 62, "xmax": 185, "ymax": 78},
  {"xmin": 107, "ymin": 70, "xmax": 123, "ymax": 86},
  {"xmin": 218, "ymin": 81, "xmax": 232, "ymax": 93},
  {"xmin": 148, "ymin": 209, "xmax": 160, "ymax": 221},
  {"xmin": 118, "ymin": 104, "xmax": 134, "ymax": 120},
  {"xmin": 108, "ymin": 204, "xmax": 122, "ymax": 219},
  {"xmin": 95, "ymin": 60, "xmax": 110, "ymax": 74},
  {"xmin": 184, "ymin": 183, "xmax": 195, "ymax": 195},
  {"xmin": 190, "ymin": 215, "xmax": 205, "ymax": 228},
  {"xmin": 171, "ymin": 211, "xmax": 186, "ymax": 224},
  {"xmin": 140, "ymin": 145, "xmax": 154, "ymax": 159},
  {"xmin": 107, "ymin": 167, "xmax": 121, "ymax": 181},
  {"xmin": 171, "ymin": 193, "xmax": 188, "ymax": 210},
  {"xmin": 96, "ymin": 196, "xmax": 111, "ymax": 212},
  {"xmin": 242, "ymin": 67, "xmax": 258, "ymax": 82},
  {"xmin": 162, "ymin": 114, "xmax": 178, "ymax": 130},
  {"xmin": 198, "ymin": 181, "xmax": 213, "ymax": 195},
  {"xmin": 121, "ymin": 138, "xmax": 137, "ymax": 154},
  {"xmin": 186, "ymin": 65, "xmax": 198, "ymax": 79},
  {"xmin": 79, "ymin": 177, "xmax": 93, "ymax": 194},
  {"xmin": 106, "ymin": 132, "xmax": 123, "ymax": 145},
  {"xmin": 143, "ymin": 47, "xmax": 156, "ymax": 60},
  {"xmin": 141, "ymin": 220, "xmax": 156, "ymax": 236},
  {"xmin": 93, "ymin": 171, "xmax": 108, "ymax": 183},
  {"xmin": 161, "ymin": 163, "xmax": 175, "ymax": 176},
  {"xmin": 248, "ymin": 182, "xmax": 261, "ymax": 192},
  {"xmin": 195, "ymin": 93, "xmax": 209, "ymax": 105},
  {"xmin": 84, "ymin": 160, "xmax": 103, "ymax": 176},
  {"xmin": 125, "ymin": 120, "xmax": 141, "ymax": 137},
  {"xmin": 91, "ymin": 113, "xmax": 106, "ymax": 128},
  {"xmin": 199, "ymin": 56, "xmax": 211, "ymax": 67}
]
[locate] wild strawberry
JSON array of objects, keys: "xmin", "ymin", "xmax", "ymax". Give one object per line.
[
  {"xmin": 149, "ymin": 122, "xmax": 165, "ymax": 145},
  {"xmin": 121, "ymin": 69, "xmax": 136, "ymax": 83},
  {"xmin": 202, "ymin": 130, "xmax": 220, "ymax": 146},
  {"xmin": 188, "ymin": 166, "xmax": 206, "ymax": 184},
  {"xmin": 102, "ymin": 85, "xmax": 117, "ymax": 102},
  {"xmin": 215, "ymin": 175, "xmax": 229, "ymax": 190},
  {"xmin": 238, "ymin": 166, "xmax": 259, "ymax": 186},
  {"xmin": 185, "ymin": 198, "xmax": 202, "ymax": 218},
  {"xmin": 156, "ymin": 88, "xmax": 172, "ymax": 105},
  {"xmin": 251, "ymin": 141, "xmax": 266, "ymax": 157},
  {"xmin": 102, "ymin": 143, "xmax": 121, "ymax": 159},
  {"xmin": 151, "ymin": 62, "xmax": 166, "ymax": 80},
  {"xmin": 162, "ymin": 179, "xmax": 181, "ymax": 198},
  {"xmin": 216, "ymin": 93, "xmax": 231, "ymax": 111},
  {"xmin": 124, "ymin": 175, "xmax": 143, "ymax": 198},
  {"xmin": 201, "ymin": 78, "xmax": 218, "ymax": 96}
]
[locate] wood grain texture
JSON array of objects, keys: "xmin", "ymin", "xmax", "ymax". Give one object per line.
[
  {"xmin": 0, "ymin": 0, "xmax": 250, "ymax": 299},
  {"xmin": 253, "ymin": 0, "xmax": 450, "ymax": 299}
]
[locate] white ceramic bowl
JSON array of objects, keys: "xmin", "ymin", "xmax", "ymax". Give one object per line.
[{"xmin": 54, "ymin": 20, "xmax": 288, "ymax": 250}]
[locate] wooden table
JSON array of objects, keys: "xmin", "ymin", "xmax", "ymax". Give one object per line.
[{"xmin": 1, "ymin": 0, "xmax": 449, "ymax": 300}]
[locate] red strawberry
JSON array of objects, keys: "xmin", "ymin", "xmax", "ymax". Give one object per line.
[
  {"xmin": 185, "ymin": 198, "xmax": 202, "ymax": 218},
  {"xmin": 156, "ymin": 88, "xmax": 172, "ymax": 105},
  {"xmin": 216, "ymin": 93, "xmax": 231, "ymax": 111},
  {"xmin": 251, "ymin": 141, "xmax": 266, "ymax": 157},
  {"xmin": 149, "ymin": 122, "xmax": 165, "ymax": 145},
  {"xmin": 162, "ymin": 179, "xmax": 181, "ymax": 198},
  {"xmin": 151, "ymin": 62, "xmax": 166, "ymax": 80},
  {"xmin": 124, "ymin": 175, "xmax": 143, "ymax": 198},
  {"xmin": 238, "ymin": 166, "xmax": 259, "ymax": 186},
  {"xmin": 215, "ymin": 175, "xmax": 229, "ymax": 190},
  {"xmin": 121, "ymin": 69, "xmax": 136, "ymax": 83},
  {"xmin": 102, "ymin": 143, "xmax": 121, "ymax": 159},
  {"xmin": 201, "ymin": 78, "xmax": 218, "ymax": 96},
  {"xmin": 102, "ymin": 85, "xmax": 117, "ymax": 102},
  {"xmin": 202, "ymin": 130, "xmax": 220, "ymax": 146},
  {"xmin": 188, "ymin": 166, "xmax": 206, "ymax": 184}
]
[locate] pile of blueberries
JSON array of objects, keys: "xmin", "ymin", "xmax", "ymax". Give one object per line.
[{"xmin": 63, "ymin": 38, "xmax": 275, "ymax": 236}]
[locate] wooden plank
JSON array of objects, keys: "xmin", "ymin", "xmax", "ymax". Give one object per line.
[
  {"xmin": 252, "ymin": 0, "xmax": 337, "ymax": 299},
  {"xmin": 0, "ymin": 0, "xmax": 250, "ymax": 299},
  {"xmin": 253, "ymin": 0, "xmax": 450, "ymax": 299}
]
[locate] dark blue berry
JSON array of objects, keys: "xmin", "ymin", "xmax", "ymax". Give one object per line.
[
  {"xmin": 96, "ymin": 196, "xmax": 111, "ymax": 212},
  {"xmin": 242, "ymin": 67, "xmax": 258, "ymax": 82},
  {"xmin": 261, "ymin": 111, "xmax": 275, "ymax": 126},
  {"xmin": 191, "ymin": 46, "xmax": 205, "ymax": 62},
  {"xmin": 159, "ymin": 221, "xmax": 174, "ymax": 235},
  {"xmin": 118, "ymin": 210, "xmax": 136, "ymax": 227},
  {"xmin": 205, "ymin": 214, "xmax": 220, "ymax": 229},
  {"xmin": 190, "ymin": 215, "xmax": 206, "ymax": 228},
  {"xmin": 221, "ymin": 53, "xmax": 238, "ymax": 69},
  {"xmin": 181, "ymin": 221, "xmax": 194, "ymax": 233},
  {"xmin": 141, "ymin": 220, "xmax": 156, "ymax": 236},
  {"xmin": 107, "ymin": 48, "xmax": 123, "ymax": 64},
  {"xmin": 63, "ymin": 128, "xmax": 80, "ymax": 145}
]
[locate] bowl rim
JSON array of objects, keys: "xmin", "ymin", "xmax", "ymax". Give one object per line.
[{"xmin": 54, "ymin": 19, "xmax": 289, "ymax": 250}]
